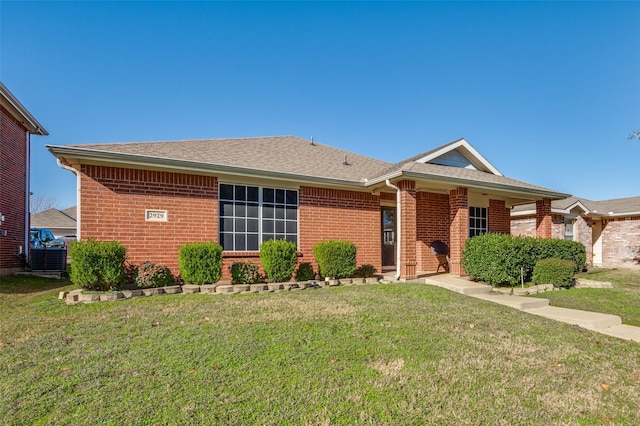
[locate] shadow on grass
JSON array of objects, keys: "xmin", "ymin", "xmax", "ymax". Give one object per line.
[{"xmin": 0, "ymin": 274, "xmax": 72, "ymax": 294}]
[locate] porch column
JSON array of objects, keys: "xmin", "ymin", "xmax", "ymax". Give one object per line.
[
  {"xmin": 398, "ymin": 180, "xmax": 417, "ymax": 280},
  {"xmin": 449, "ymin": 187, "xmax": 468, "ymax": 276},
  {"xmin": 536, "ymin": 199, "xmax": 552, "ymax": 238},
  {"xmin": 488, "ymin": 199, "xmax": 511, "ymax": 234}
]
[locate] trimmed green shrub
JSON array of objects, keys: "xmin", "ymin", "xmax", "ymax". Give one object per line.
[
  {"xmin": 355, "ymin": 264, "xmax": 377, "ymax": 278},
  {"xmin": 313, "ymin": 240, "xmax": 357, "ymax": 279},
  {"xmin": 230, "ymin": 261, "xmax": 261, "ymax": 284},
  {"xmin": 69, "ymin": 239, "xmax": 127, "ymax": 291},
  {"xmin": 294, "ymin": 262, "xmax": 315, "ymax": 282},
  {"xmin": 259, "ymin": 239, "xmax": 298, "ymax": 282},
  {"xmin": 135, "ymin": 261, "xmax": 175, "ymax": 289},
  {"xmin": 178, "ymin": 241, "xmax": 223, "ymax": 284},
  {"xmin": 532, "ymin": 258, "xmax": 576, "ymax": 287},
  {"xmin": 462, "ymin": 233, "xmax": 586, "ymax": 285}
]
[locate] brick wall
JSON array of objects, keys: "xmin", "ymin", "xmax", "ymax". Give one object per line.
[
  {"xmin": 511, "ymin": 216, "xmax": 536, "ymax": 237},
  {"xmin": 601, "ymin": 217, "xmax": 640, "ymax": 268},
  {"xmin": 299, "ymin": 186, "xmax": 381, "ymax": 275},
  {"xmin": 536, "ymin": 199, "xmax": 552, "ymax": 238},
  {"xmin": 80, "ymin": 165, "xmax": 218, "ymax": 275},
  {"xmin": 449, "ymin": 187, "xmax": 468, "ymax": 275},
  {"xmin": 488, "ymin": 199, "xmax": 511, "ymax": 234},
  {"xmin": 574, "ymin": 215, "xmax": 592, "ymax": 264},
  {"xmin": 0, "ymin": 105, "xmax": 28, "ymax": 273},
  {"xmin": 397, "ymin": 180, "xmax": 417, "ymax": 279},
  {"xmin": 551, "ymin": 214, "xmax": 565, "ymax": 240},
  {"xmin": 416, "ymin": 191, "xmax": 449, "ymax": 271}
]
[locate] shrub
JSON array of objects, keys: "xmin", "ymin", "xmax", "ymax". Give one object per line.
[
  {"xmin": 355, "ymin": 264, "xmax": 377, "ymax": 278},
  {"xmin": 294, "ymin": 262, "xmax": 315, "ymax": 282},
  {"xmin": 462, "ymin": 233, "xmax": 587, "ymax": 285},
  {"xmin": 178, "ymin": 241, "xmax": 223, "ymax": 284},
  {"xmin": 313, "ymin": 240, "xmax": 357, "ymax": 279},
  {"xmin": 532, "ymin": 258, "xmax": 576, "ymax": 287},
  {"xmin": 230, "ymin": 261, "xmax": 261, "ymax": 284},
  {"xmin": 135, "ymin": 261, "xmax": 175, "ymax": 289},
  {"xmin": 68, "ymin": 239, "xmax": 127, "ymax": 291},
  {"xmin": 259, "ymin": 239, "xmax": 298, "ymax": 282}
]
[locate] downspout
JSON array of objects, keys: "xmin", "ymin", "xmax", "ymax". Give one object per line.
[
  {"xmin": 385, "ymin": 179, "xmax": 401, "ymax": 280},
  {"xmin": 57, "ymin": 159, "xmax": 80, "ymax": 240},
  {"xmin": 25, "ymin": 133, "xmax": 30, "ymax": 260}
]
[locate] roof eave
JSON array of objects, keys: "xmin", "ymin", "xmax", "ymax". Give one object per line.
[{"xmin": 0, "ymin": 82, "xmax": 48, "ymax": 135}]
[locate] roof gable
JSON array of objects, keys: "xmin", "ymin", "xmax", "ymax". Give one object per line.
[{"xmin": 413, "ymin": 138, "xmax": 502, "ymax": 176}]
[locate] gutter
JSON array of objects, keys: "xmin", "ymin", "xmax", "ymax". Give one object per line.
[
  {"xmin": 385, "ymin": 179, "xmax": 401, "ymax": 280},
  {"xmin": 56, "ymin": 159, "xmax": 80, "ymax": 240}
]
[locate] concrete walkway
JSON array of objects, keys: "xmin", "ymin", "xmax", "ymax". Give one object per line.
[{"xmin": 422, "ymin": 274, "xmax": 640, "ymax": 342}]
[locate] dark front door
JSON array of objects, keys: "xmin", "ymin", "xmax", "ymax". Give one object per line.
[{"xmin": 381, "ymin": 207, "xmax": 396, "ymax": 269}]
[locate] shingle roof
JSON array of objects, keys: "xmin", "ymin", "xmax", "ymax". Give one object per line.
[
  {"xmin": 31, "ymin": 207, "xmax": 77, "ymax": 229},
  {"xmin": 512, "ymin": 196, "xmax": 640, "ymax": 216},
  {"xmin": 62, "ymin": 136, "xmax": 391, "ymax": 184}
]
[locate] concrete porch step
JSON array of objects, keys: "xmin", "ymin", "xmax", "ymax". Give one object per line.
[
  {"xmin": 525, "ymin": 306, "xmax": 622, "ymax": 331},
  {"xmin": 470, "ymin": 293, "xmax": 550, "ymax": 310}
]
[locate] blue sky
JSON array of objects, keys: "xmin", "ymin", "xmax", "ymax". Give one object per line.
[{"xmin": 2, "ymin": 1, "xmax": 639, "ymax": 210}]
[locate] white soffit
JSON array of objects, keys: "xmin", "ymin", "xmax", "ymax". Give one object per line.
[{"xmin": 415, "ymin": 138, "xmax": 503, "ymax": 176}]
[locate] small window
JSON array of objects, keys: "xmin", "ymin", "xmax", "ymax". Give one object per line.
[
  {"xmin": 469, "ymin": 207, "xmax": 488, "ymax": 238},
  {"xmin": 564, "ymin": 219, "xmax": 574, "ymax": 240}
]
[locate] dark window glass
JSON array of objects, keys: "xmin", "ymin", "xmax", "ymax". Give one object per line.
[
  {"xmin": 247, "ymin": 234, "xmax": 259, "ymax": 250},
  {"xmin": 286, "ymin": 206, "xmax": 297, "ymax": 220},
  {"xmin": 263, "ymin": 234, "xmax": 274, "ymax": 242},
  {"xmin": 222, "ymin": 233, "xmax": 234, "ymax": 250},
  {"xmin": 263, "ymin": 188, "xmax": 274, "ymax": 203},
  {"xmin": 247, "ymin": 186, "xmax": 259, "ymax": 202},
  {"xmin": 235, "ymin": 218, "xmax": 246, "ymax": 232},
  {"xmin": 235, "ymin": 203, "xmax": 246, "ymax": 218},
  {"xmin": 286, "ymin": 190, "xmax": 297, "ymax": 205},
  {"xmin": 275, "ymin": 206, "xmax": 285, "ymax": 219},
  {"xmin": 247, "ymin": 219, "xmax": 259, "ymax": 233},
  {"xmin": 220, "ymin": 184, "xmax": 234, "ymax": 200},
  {"xmin": 285, "ymin": 234, "xmax": 297, "ymax": 244},
  {"xmin": 220, "ymin": 218, "xmax": 234, "ymax": 232},
  {"xmin": 276, "ymin": 189, "xmax": 285, "ymax": 204},
  {"xmin": 247, "ymin": 203, "xmax": 259, "ymax": 218},
  {"xmin": 275, "ymin": 221, "xmax": 285, "ymax": 233},
  {"xmin": 263, "ymin": 220, "xmax": 274, "ymax": 233},
  {"xmin": 286, "ymin": 221, "xmax": 297, "ymax": 233},
  {"xmin": 235, "ymin": 186, "xmax": 246, "ymax": 201},
  {"xmin": 263, "ymin": 205, "xmax": 274, "ymax": 218},
  {"xmin": 221, "ymin": 201, "xmax": 234, "ymax": 216},
  {"xmin": 235, "ymin": 234, "xmax": 245, "ymax": 251}
]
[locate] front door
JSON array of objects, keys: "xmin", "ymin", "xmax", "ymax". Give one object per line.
[{"xmin": 381, "ymin": 207, "xmax": 396, "ymax": 270}]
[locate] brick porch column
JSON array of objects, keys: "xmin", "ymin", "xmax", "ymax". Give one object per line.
[
  {"xmin": 536, "ymin": 199, "xmax": 552, "ymax": 239},
  {"xmin": 398, "ymin": 180, "xmax": 417, "ymax": 280},
  {"xmin": 488, "ymin": 199, "xmax": 511, "ymax": 234},
  {"xmin": 449, "ymin": 187, "xmax": 468, "ymax": 276}
]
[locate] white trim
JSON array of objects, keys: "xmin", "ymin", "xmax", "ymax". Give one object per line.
[
  {"xmin": 0, "ymin": 82, "xmax": 48, "ymax": 135},
  {"xmin": 414, "ymin": 138, "xmax": 503, "ymax": 176},
  {"xmin": 385, "ymin": 180, "xmax": 401, "ymax": 280}
]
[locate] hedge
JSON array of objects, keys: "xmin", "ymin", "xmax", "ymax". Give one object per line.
[
  {"xmin": 313, "ymin": 240, "xmax": 357, "ymax": 279},
  {"xmin": 462, "ymin": 233, "xmax": 586, "ymax": 285},
  {"xmin": 178, "ymin": 241, "xmax": 223, "ymax": 284},
  {"xmin": 532, "ymin": 258, "xmax": 576, "ymax": 288},
  {"xmin": 259, "ymin": 239, "xmax": 298, "ymax": 283},
  {"xmin": 69, "ymin": 239, "xmax": 127, "ymax": 291}
]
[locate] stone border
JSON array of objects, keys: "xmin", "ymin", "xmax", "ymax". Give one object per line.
[{"xmin": 61, "ymin": 277, "xmax": 384, "ymax": 304}]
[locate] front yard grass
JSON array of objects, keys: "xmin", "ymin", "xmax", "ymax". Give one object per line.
[
  {"xmin": 1, "ymin": 275, "xmax": 639, "ymax": 425},
  {"xmin": 531, "ymin": 268, "xmax": 640, "ymax": 326}
]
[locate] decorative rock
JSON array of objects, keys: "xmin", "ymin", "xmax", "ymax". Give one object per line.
[
  {"xmin": 327, "ymin": 279, "xmax": 340, "ymax": 286},
  {"xmin": 366, "ymin": 277, "xmax": 379, "ymax": 284},
  {"xmin": 297, "ymin": 281, "xmax": 310, "ymax": 290},
  {"xmin": 162, "ymin": 285, "xmax": 182, "ymax": 294},
  {"xmin": 122, "ymin": 289, "xmax": 144, "ymax": 298},
  {"xmin": 142, "ymin": 288, "xmax": 165, "ymax": 296},
  {"xmin": 200, "ymin": 284, "xmax": 217, "ymax": 294},
  {"xmin": 58, "ymin": 291, "xmax": 69, "ymax": 300},
  {"xmin": 182, "ymin": 284, "xmax": 200, "ymax": 294},
  {"xmin": 100, "ymin": 292, "xmax": 124, "ymax": 302},
  {"xmin": 512, "ymin": 288, "xmax": 529, "ymax": 296},
  {"xmin": 527, "ymin": 287, "xmax": 538, "ymax": 295},
  {"xmin": 78, "ymin": 293, "xmax": 100, "ymax": 303},
  {"xmin": 267, "ymin": 283, "xmax": 283, "ymax": 292},
  {"xmin": 283, "ymin": 282, "xmax": 299, "ymax": 291},
  {"xmin": 350, "ymin": 278, "xmax": 364, "ymax": 285},
  {"xmin": 496, "ymin": 287, "xmax": 512, "ymax": 295},
  {"xmin": 233, "ymin": 284, "xmax": 250, "ymax": 293},
  {"xmin": 250, "ymin": 283, "xmax": 267, "ymax": 292},
  {"xmin": 215, "ymin": 285, "xmax": 234, "ymax": 294}
]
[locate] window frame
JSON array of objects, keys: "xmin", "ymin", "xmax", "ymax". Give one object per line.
[
  {"xmin": 218, "ymin": 183, "xmax": 299, "ymax": 251},
  {"xmin": 468, "ymin": 206, "xmax": 488, "ymax": 238}
]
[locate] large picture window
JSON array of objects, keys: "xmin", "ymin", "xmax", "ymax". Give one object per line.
[
  {"xmin": 469, "ymin": 207, "xmax": 487, "ymax": 238},
  {"xmin": 219, "ymin": 183, "xmax": 298, "ymax": 251}
]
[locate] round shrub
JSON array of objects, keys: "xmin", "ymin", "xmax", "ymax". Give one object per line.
[
  {"xmin": 313, "ymin": 240, "xmax": 357, "ymax": 279},
  {"xmin": 178, "ymin": 241, "xmax": 223, "ymax": 285},
  {"xmin": 230, "ymin": 261, "xmax": 262, "ymax": 284},
  {"xmin": 355, "ymin": 264, "xmax": 377, "ymax": 278},
  {"xmin": 259, "ymin": 239, "xmax": 298, "ymax": 282},
  {"xmin": 294, "ymin": 262, "xmax": 315, "ymax": 282},
  {"xmin": 532, "ymin": 258, "xmax": 577, "ymax": 288},
  {"xmin": 135, "ymin": 261, "xmax": 175, "ymax": 289},
  {"xmin": 69, "ymin": 239, "xmax": 127, "ymax": 291}
]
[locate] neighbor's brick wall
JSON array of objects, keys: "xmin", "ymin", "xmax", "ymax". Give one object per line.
[
  {"xmin": 551, "ymin": 214, "xmax": 565, "ymax": 240},
  {"xmin": 488, "ymin": 199, "xmax": 511, "ymax": 234},
  {"xmin": 299, "ymin": 186, "xmax": 381, "ymax": 274},
  {"xmin": 0, "ymin": 105, "xmax": 28, "ymax": 273},
  {"xmin": 511, "ymin": 216, "xmax": 536, "ymax": 237},
  {"xmin": 416, "ymin": 192, "xmax": 449, "ymax": 272},
  {"xmin": 601, "ymin": 217, "xmax": 640, "ymax": 268},
  {"xmin": 574, "ymin": 215, "xmax": 592, "ymax": 265},
  {"xmin": 80, "ymin": 165, "xmax": 218, "ymax": 275}
]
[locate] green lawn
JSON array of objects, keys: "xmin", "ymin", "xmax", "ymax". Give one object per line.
[
  {"xmin": 531, "ymin": 269, "xmax": 640, "ymax": 326},
  {"xmin": 1, "ymin": 275, "xmax": 639, "ymax": 425}
]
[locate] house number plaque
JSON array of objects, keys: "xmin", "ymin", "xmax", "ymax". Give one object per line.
[{"xmin": 145, "ymin": 210, "xmax": 168, "ymax": 222}]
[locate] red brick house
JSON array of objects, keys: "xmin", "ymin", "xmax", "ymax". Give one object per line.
[
  {"xmin": 0, "ymin": 82, "xmax": 48, "ymax": 275},
  {"xmin": 47, "ymin": 136, "xmax": 568, "ymax": 280},
  {"xmin": 512, "ymin": 196, "xmax": 640, "ymax": 269}
]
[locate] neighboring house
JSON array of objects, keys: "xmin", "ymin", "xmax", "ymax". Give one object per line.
[
  {"xmin": 0, "ymin": 82, "xmax": 48, "ymax": 275},
  {"xmin": 512, "ymin": 196, "xmax": 640, "ymax": 269},
  {"xmin": 30, "ymin": 206, "xmax": 77, "ymax": 240},
  {"xmin": 47, "ymin": 136, "xmax": 568, "ymax": 280}
]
